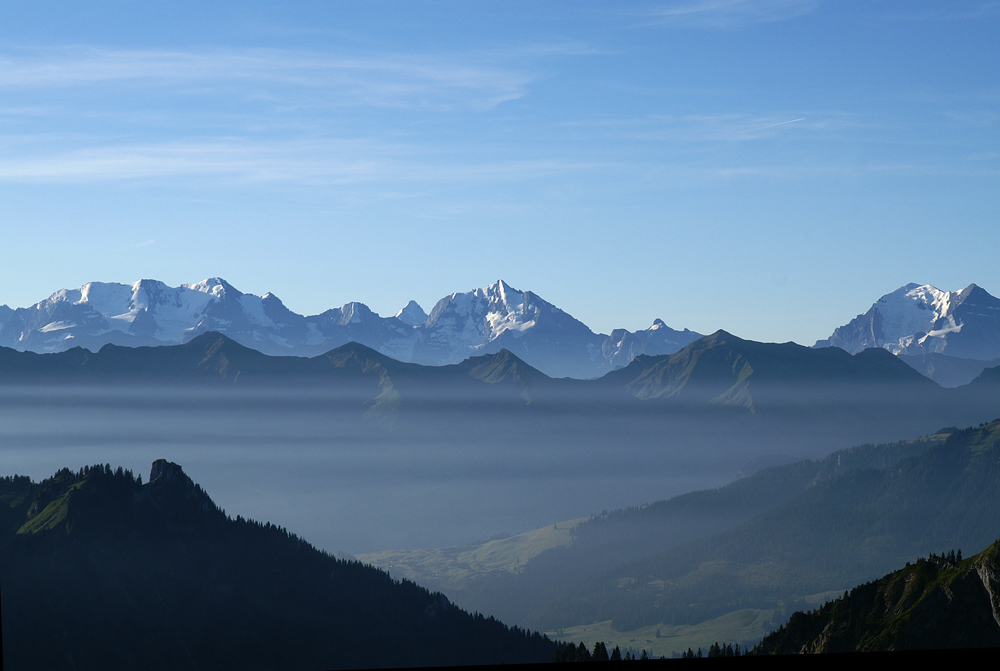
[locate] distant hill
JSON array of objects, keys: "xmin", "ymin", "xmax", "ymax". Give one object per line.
[
  {"xmin": 8, "ymin": 277, "xmax": 1000, "ymax": 384},
  {"xmin": 754, "ymin": 540, "xmax": 1000, "ymax": 653},
  {"xmin": 0, "ymin": 460, "xmax": 558, "ymax": 670},
  {"xmin": 2, "ymin": 329, "xmax": 995, "ymax": 465},
  {"xmin": 362, "ymin": 416, "xmax": 1000, "ymax": 653},
  {"xmin": 361, "ymin": 430, "xmax": 951, "ymax": 630},
  {"xmin": 531, "ymin": 418, "xmax": 1000, "ymax": 636}
]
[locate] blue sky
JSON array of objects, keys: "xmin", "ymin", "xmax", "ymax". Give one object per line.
[{"xmin": 1, "ymin": 0, "xmax": 997, "ymax": 345}]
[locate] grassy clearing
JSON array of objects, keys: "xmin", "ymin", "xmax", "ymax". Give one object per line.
[
  {"xmin": 547, "ymin": 588, "xmax": 846, "ymax": 658},
  {"xmin": 16, "ymin": 481, "xmax": 87, "ymax": 535},
  {"xmin": 546, "ymin": 610, "xmax": 771, "ymax": 658},
  {"xmin": 358, "ymin": 518, "xmax": 587, "ymax": 591}
]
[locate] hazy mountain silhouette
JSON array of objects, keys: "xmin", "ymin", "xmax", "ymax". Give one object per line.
[
  {"xmin": 2, "ymin": 329, "xmax": 998, "ymax": 462},
  {"xmin": 530, "ymin": 418, "xmax": 1000, "ymax": 634}
]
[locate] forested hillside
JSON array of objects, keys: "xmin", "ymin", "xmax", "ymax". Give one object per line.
[
  {"xmin": 535, "ymin": 419, "xmax": 1000, "ymax": 633},
  {"xmin": 0, "ymin": 461, "xmax": 557, "ymax": 670},
  {"xmin": 755, "ymin": 539, "xmax": 1000, "ymax": 652}
]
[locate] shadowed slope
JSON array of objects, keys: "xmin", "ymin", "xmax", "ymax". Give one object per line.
[{"xmin": 0, "ymin": 461, "xmax": 558, "ymax": 670}]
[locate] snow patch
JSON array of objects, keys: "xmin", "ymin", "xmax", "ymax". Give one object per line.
[
  {"xmin": 39, "ymin": 321, "xmax": 76, "ymax": 332},
  {"xmin": 240, "ymin": 294, "xmax": 276, "ymax": 329}
]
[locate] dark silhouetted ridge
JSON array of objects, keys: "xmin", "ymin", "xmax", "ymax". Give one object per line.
[{"xmin": 0, "ymin": 461, "xmax": 558, "ymax": 670}]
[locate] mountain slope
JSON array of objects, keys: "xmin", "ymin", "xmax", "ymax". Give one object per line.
[
  {"xmin": 608, "ymin": 329, "xmax": 938, "ymax": 403},
  {"xmin": 597, "ymin": 329, "xmax": 970, "ymax": 452},
  {"xmin": 360, "ymin": 431, "xmax": 950, "ymax": 629},
  {"xmin": 0, "ymin": 460, "xmax": 558, "ymax": 670},
  {"xmin": 532, "ymin": 417, "xmax": 1000, "ymax": 634},
  {"xmin": 754, "ymin": 540, "xmax": 1000, "ymax": 653}
]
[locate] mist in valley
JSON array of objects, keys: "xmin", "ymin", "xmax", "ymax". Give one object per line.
[{"xmin": 0, "ymin": 365, "xmax": 979, "ymax": 556}]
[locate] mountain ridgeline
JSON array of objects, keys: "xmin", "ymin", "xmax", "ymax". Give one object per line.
[
  {"xmin": 1, "ymin": 329, "xmax": 999, "ymax": 473},
  {"xmin": 361, "ymin": 429, "xmax": 949, "ymax": 626},
  {"xmin": 0, "ymin": 329, "xmax": 999, "ymax": 468},
  {"xmin": 0, "ymin": 278, "xmax": 702, "ymax": 379},
  {"xmin": 4, "ymin": 315, "xmax": 1000, "ymax": 657},
  {"xmin": 0, "ymin": 461, "xmax": 558, "ymax": 670},
  {"xmin": 6, "ymin": 278, "xmax": 1000, "ymax": 385}
]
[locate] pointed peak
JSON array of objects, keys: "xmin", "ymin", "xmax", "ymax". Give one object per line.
[
  {"xmin": 487, "ymin": 279, "xmax": 519, "ymax": 296},
  {"xmin": 460, "ymin": 347, "xmax": 548, "ymax": 384},
  {"xmin": 955, "ymin": 283, "xmax": 996, "ymax": 304},
  {"xmin": 182, "ymin": 330, "xmax": 248, "ymax": 352},
  {"xmin": 261, "ymin": 292, "xmax": 285, "ymax": 305},
  {"xmin": 320, "ymin": 340, "xmax": 393, "ymax": 367},
  {"xmin": 183, "ymin": 277, "xmax": 238, "ymax": 297},
  {"xmin": 338, "ymin": 302, "xmax": 377, "ymax": 325},
  {"xmin": 394, "ymin": 300, "xmax": 428, "ymax": 326}
]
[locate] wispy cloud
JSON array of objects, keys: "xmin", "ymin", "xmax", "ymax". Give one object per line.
[
  {"xmin": 0, "ymin": 138, "xmax": 599, "ymax": 185},
  {"xmin": 943, "ymin": 110, "xmax": 999, "ymax": 127},
  {"xmin": 878, "ymin": 2, "xmax": 1000, "ymax": 21},
  {"xmin": 647, "ymin": 0, "xmax": 822, "ymax": 28},
  {"xmin": 565, "ymin": 111, "xmax": 848, "ymax": 143},
  {"xmin": 0, "ymin": 46, "xmax": 536, "ymax": 112}
]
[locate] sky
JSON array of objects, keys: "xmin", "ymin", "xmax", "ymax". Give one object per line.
[{"xmin": 1, "ymin": 0, "xmax": 997, "ymax": 346}]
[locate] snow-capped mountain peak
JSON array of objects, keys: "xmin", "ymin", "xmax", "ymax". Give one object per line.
[
  {"xmin": 182, "ymin": 277, "xmax": 236, "ymax": 299},
  {"xmin": 819, "ymin": 282, "xmax": 1000, "ymax": 361},
  {"xmin": 0, "ymin": 277, "xmax": 705, "ymax": 379},
  {"xmin": 424, "ymin": 280, "xmax": 580, "ymax": 344},
  {"xmin": 873, "ymin": 283, "xmax": 958, "ymax": 349},
  {"xmin": 394, "ymin": 300, "xmax": 428, "ymax": 327}
]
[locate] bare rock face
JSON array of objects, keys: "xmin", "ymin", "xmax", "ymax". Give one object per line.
[
  {"xmin": 148, "ymin": 459, "xmax": 188, "ymax": 487},
  {"xmin": 143, "ymin": 459, "xmax": 220, "ymax": 521}
]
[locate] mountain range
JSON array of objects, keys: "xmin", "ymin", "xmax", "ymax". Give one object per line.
[
  {"xmin": 0, "ymin": 278, "xmax": 701, "ymax": 380},
  {"xmin": 5, "ymin": 280, "xmax": 1000, "ymax": 658},
  {"xmin": 2, "ymin": 328, "xmax": 996, "ymax": 463},
  {"xmin": 5, "ymin": 277, "xmax": 1000, "ymax": 385}
]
